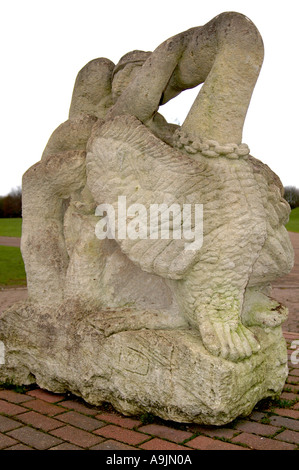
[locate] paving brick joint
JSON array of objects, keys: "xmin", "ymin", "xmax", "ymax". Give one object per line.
[{"xmin": 0, "ymin": 332, "xmax": 298, "ymax": 451}]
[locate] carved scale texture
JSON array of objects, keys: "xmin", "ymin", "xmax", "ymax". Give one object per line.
[{"xmin": 87, "ymin": 114, "xmax": 292, "ymax": 291}]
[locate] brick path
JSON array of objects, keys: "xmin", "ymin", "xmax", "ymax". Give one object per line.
[
  {"xmin": 0, "ymin": 232, "xmax": 298, "ymax": 451},
  {"xmin": 0, "ymin": 236, "xmax": 20, "ymax": 247},
  {"xmin": 272, "ymin": 232, "xmax": 299, "ymax": 333}
]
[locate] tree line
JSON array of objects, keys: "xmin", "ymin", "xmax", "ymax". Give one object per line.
[
  {"xmin": 0, "ymin": 185, "xmax": 298, "ymax": 218},
  {"xmin": 0, "ymin": 187, "xmax": 22, "ymax": 218},
  {"xmin": 284, "ymin": 186, "xmax": 299, "ymax": 209}
]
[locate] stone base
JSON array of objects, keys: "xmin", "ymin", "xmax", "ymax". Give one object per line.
[{"xmin": 0, "ymin": 301, "xmax": 288, "ymax": 425}]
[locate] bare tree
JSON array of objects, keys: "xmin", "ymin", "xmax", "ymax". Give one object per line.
[
  {"xmin": 0, "ymin": 186, "xmax": 22, "ymax": 217},
  {"xmin": 284, "ymin": 186, "xmax": 299, "ymax": 209}
]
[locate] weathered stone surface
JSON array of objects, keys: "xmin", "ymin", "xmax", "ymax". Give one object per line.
[
  {"xmin": 0, "ymin": 12, "xmax": 294, "ymax": 424},
  {"xmin": 0, "ymin": 302, "xmax": 288, "ymax": 425}
]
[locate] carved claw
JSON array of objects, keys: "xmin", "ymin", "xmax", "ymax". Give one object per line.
[
  {"xmin": 199, "ymin": 319, "xmax": 260, "ymax": 362},
  {"xmin": 243, "ymin": 303, "xmax": 288, "ymax": 328},
  {"xmin": 242, "ymin": 291, "xmax": 289, "ymax": 328}
]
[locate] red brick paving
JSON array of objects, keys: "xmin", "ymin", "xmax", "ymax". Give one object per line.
[
  {"xmin": 50, "ymin": 442, "xmax": 83, "ymax": 450},
  {"xmin": 272, "ymin": 408, "xmax": 299, "ymax": 419},
  {"xmin": 139, "ymin": 438, "xmax": 189, "ymax": 451},
  {"xmin": 0, "ymin": 390, "xmax": 34, "ymax": 403},
  {"xmin": 89, "ymin": 439, "xmax": 138, "ymax": 450},
  {"xmin": 0, "ymin": 433, "xmax": 18, "ymax": 449},
  {"xmin": 188, "ymin": 425, "xmax": 238, "ymax": 440},
  {"xmin": 138, "ymin": 423, "xmax": 193, "ymax": 443},
  {"xmin": 0, "ymin": 400, "xmax": 27, "ymax": 416},
  {"xmin": 187, "ymin": 435, "xmax": 248, "ymax": 450},
  {"xmin": 231, "ymin": 432, "xmax": 297, "ymax": 450},
  {"xmin": 55, "ymin": 410, "xmax": 105, "ymax": 431},
  {"xmin": 6, "ymin": 426, "xmax": 63, "ymax": 450},
  {"xmin": 16, "ymin": 411, "xmax": 64, "ymax": 431},
  {"xmin": 27, "ymin": 388, "xmax": 65, "ymax": 403},
  {"xmin": 21, "ymin": 398, "xmax": 65, "ymax": 416},
  {"xmin": 269, "ymin": 414, "xmax": 299, "ymax": 431},
  {"xmin": 274, "ymin": 429, "xmax": 299, "ymax": 444},
  {"xmin": 5, "ymin": 443, "xmax": 32, "ymax": 450},
  {"xmin": 94, "ymin": 424, "xmax": 149, "ymax": 446},
  {"xmin": 287, "ymin": 376, "xmax": 299, "ymax": 385},
  {"xmin": 50, "ymin": 425, "xmax": 104, "ymax": 448},
  {"xmin": 96, "ymin": 411, "xmax": 143, "ymax": 429},
  {"xmin": 57, "ymin": 399, "xmax": 99, "ymax": 415},
  {"xmin": 233, "ymin": 420, "xmax": 279, "ymax": 436},
  {"xmin": 0, "ymin": 415, "xmax": 22, "ymax": 432}
]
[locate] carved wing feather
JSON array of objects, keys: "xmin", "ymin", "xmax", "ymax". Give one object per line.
[
  {"xmin": 248, "ymin": 156, "xmax": 294, "ymax": 279},
  {"xmin": 86, "ymin": 115, "xmax": 206, "ymax": 279}
]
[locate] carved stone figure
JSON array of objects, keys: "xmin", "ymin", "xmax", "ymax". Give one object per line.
[{"xmin": 0, "ymin": 12, "xmax": 294, "ymax": 425}]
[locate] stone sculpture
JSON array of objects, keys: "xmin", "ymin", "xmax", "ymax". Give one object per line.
[{"xmin": 0, "ymin": 12, "xmax": 294, "ymax": 425}]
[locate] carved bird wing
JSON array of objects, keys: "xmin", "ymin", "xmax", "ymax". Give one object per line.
[
  {"xmin": 248, "ymin": 156, "xmax": 294, "ymax": 279},
  {"xmin": 86, "ymin": 114, "xmax": 206, "ymax": 279}
]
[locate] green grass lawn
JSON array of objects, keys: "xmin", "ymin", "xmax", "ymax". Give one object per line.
[
  {"xmin": 0, "ymin": 218, "xmax": 25, "ymax": 286},
  {"xmin": 0, "ymin": 218, "xmax": 22, "ymax": 237},
  {"xmin": 0, "ymin": 246, "xmax": 26, "ymax": 286},
  {"xmin": 285, "ymin": 207, "xmax": 299, "ymax": 233}
]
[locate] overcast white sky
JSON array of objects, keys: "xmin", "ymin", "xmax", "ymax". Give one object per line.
[{"xmin": 0, "ymin": 0, "xmax": 298, "ymax": 196}]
